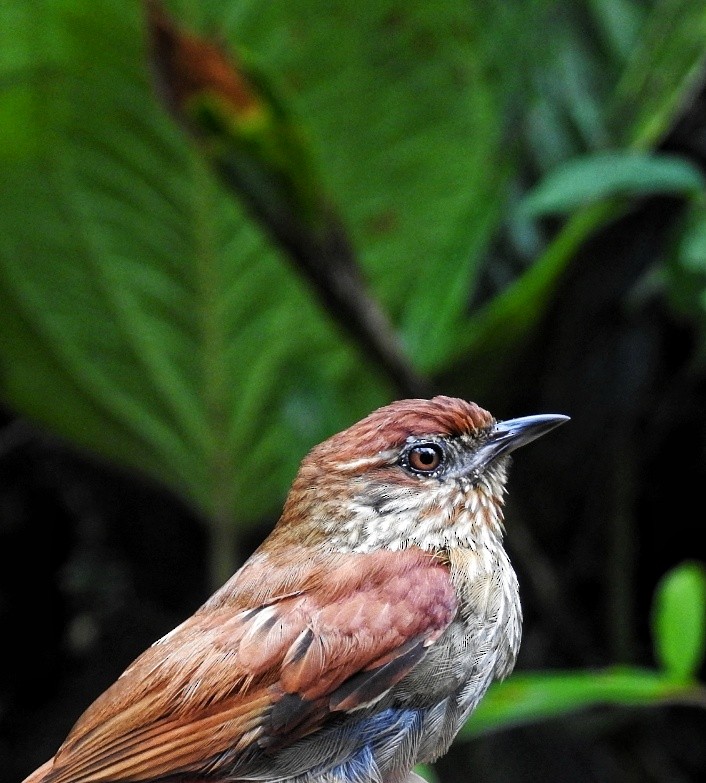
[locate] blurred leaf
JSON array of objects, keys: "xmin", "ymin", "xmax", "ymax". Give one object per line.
[
  {"xmin": 2, "ymin": 0, "xmax": 706, "ymax": 572},
  {"xmin": 652, "ymin": 561, "xmax": 706, "ymax": 681},
  {"xmin": 448, "ymin": 0, "xmax": 706, "ymax": 384},
  {"xmin": 0, "ymin": 0, "xmax": 391, "ymax": 547},
  {"xmin": 521, "ymin": 4, "xmax": 623, "ymax": 174},
  {"xmin": 588, "ymin": 0, "xmax": 643, "ymax": 61},
  {"xmin": 610, "ymin": 0, "xmax": 706, "ymax": 149},
  {"xmin": 413, "ymin": 764, "xmax": 439, "ymax": 783},
  {"xmin": 681, "ymin": 218, "xmax": 706, "ymax": 273},
  {"xmin": 662, "ymin": 199, "xmax": 706, "ymax": 330},
  {"xmin": 459, "ymin": 667, "xmax": 703, "ymax": 737},
  {"xmin": 0, "ymin": 0, "xmax": 521, "ymax": 545},
  {"xmin": 521, "ymin": 152, "xmax": 704, "ymax": 217},
  {"xmin": 227, "ymin": 0, "xmax": 519, "ymax": 371}
]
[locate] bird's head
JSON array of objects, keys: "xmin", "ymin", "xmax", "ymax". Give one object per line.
[{"xmin": 276, "ymin": 396, "xmax": 568, "ymax": 553}]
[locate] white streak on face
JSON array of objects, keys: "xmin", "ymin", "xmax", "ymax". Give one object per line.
[{"xmin": 331, "ymin": 455, "xmax": 389, "ymax": 472}]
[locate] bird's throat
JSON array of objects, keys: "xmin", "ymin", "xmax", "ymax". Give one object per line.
[{"xmin": 325, "ymin": 474, "xmax": 507, "ymax": 554}]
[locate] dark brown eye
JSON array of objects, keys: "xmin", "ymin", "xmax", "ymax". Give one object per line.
[{"xmin": 406, "ymin": 443, "xmax": 444, "ymax": 474}]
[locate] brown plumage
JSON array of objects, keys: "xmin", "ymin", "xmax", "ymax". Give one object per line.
[{"xmin": 22, "ymin": 396, "xmax": 568, "ymax": 783}]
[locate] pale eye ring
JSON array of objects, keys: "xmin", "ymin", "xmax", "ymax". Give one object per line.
[{"xmin": 404, "ymin": 442, "xmax": 445, "ymax": 474}]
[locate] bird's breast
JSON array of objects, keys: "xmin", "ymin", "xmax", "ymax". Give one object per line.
[
  {"xmin": 391, "ymin": 543, "xmax": 522, "ymax": 765},
  {"xmin": 449, "ymin": 543, "xmax": 522, "ymax": 686}
]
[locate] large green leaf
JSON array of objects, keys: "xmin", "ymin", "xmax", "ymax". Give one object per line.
[
  {"xmin": 1, "ymin": 0, "xmax": 705, "ymax": 568},
  {"xmin": 0, "ymin": 0, "xmax": 516, "ymax": 541},
  {"xmin": 224, "ymin": 0, "xmax": 517, "ymax": 370},
  {"xmin": 0, "ymin": 0, "xmax": 391, "ymax": 536}
]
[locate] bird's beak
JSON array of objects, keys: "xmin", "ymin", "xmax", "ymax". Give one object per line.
[{"xmin": 460, "ymin": 413, "xmax": 570, "ymax": 477}]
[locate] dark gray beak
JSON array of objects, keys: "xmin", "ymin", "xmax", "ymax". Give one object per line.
[{"xmin": 461, "ymin": 413, "xmax": 570, "ymax": 477}]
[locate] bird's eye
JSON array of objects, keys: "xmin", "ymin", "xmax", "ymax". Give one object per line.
[{"xmin": 404, "ymin": 443, "xmax": 445, "ymax": 474}]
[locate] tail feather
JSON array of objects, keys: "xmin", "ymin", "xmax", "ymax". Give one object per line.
[{"xmin": 21, "ymin": 759, "xmax": 53, "ymax": 783}]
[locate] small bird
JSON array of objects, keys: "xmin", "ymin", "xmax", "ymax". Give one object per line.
[{"xmin": 22, "ymin": 396, "xmax": 568, "ymax": 783}]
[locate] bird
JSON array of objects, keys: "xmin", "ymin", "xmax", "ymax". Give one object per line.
[{"xmin": 21, "ymin": 395, "xmax": 568, "ymax": 783}]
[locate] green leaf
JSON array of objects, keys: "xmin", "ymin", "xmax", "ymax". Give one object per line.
[
  {"xmin": 227, "ymin": 0, "xmax": 517, "ymax": 371},
  {"xmin": 459, "ymin": 667, "xmax": 701, "ymax": 738},
  {"xmin": 521, "ymin": 152, "xmax": 705, "ymax": 217},
  {"xmin": 679, "ymin": 210, "xmax": 706, "ymax": 273},
  {"xmin": 588, "ymin": 0, "xmax": 644, "ymax": 61},
  {"xmin": 0, "ymin": 0, "xmax": 528, "ymax": 540},
  {"xmin": 2, "ymin": 0, "xmax": 706, "ymax": 586},
  {"xmin": 0, "ymin": 0, "xmax": 391, "ymax": 546},
  {"xmin": 661, "ymin": 201, "xmax": 706, "ymax": 327},
  {"xmin": 610, "ymin": 0, "xmax": 706, "ymax": 149},
  {"xmin": 652, "ymin": 561, "xmax": 706, "ymax": 681},
  {"xmin": 413, "ymin": 764, "xmax": 439, "ymax": 783}
]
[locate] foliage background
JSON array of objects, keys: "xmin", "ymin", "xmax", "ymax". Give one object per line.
[{"xmin": 2, "ymin": 1, "xmax": 706, "ymax": 782}]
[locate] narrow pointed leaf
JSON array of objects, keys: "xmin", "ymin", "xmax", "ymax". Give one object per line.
[
  {"xmin": 460, "ymin": 667, "xmax": 704, "ymax": 737},
  {"xmin": 521, "ymin": 152, "xmax": 704, "ymax": 217},
  {"xmin": 652, "ymin": 561, "xmax": 706, "ymax": 681}
]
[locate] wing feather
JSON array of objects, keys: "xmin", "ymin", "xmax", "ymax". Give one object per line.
[{"xmin": 38, "ymin": 546, "xmax": 456, "ymax": 783}]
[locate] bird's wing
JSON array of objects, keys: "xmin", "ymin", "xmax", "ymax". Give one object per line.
[{"xmin": 41, "ymin": 547, "xmax": 457, "ymax": 783}]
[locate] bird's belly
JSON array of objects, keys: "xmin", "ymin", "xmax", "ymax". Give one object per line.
[{"xmin": 395, "ymin": 615, "xmax": 511, "ymax": 767}]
